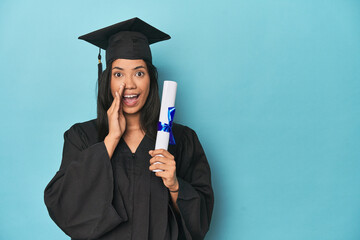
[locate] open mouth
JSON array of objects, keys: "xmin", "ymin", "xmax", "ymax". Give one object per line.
[{"xmin": 123, "ymin": 94, "xmax": 140, "ymax": 106}]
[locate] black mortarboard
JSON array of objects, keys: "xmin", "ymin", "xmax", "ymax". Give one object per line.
[{"xmin": 78, "ymin": 17, "xmax": 170, "ymax": 79}]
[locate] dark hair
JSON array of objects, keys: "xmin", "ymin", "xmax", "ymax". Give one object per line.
[{"xmin": 96, "ymin": 60, "xmax": 160, "ymax": 141}]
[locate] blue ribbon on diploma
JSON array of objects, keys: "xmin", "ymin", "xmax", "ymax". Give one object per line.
[{"xmin": 157, "ymin": 107, "xmax": 176, "ymax": 145}]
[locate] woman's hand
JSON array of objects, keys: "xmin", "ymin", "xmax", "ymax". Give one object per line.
[
  {"xmin": 149, "ymin": 149, "xmax": 179, "ymax": 191},
  {"xmin": 104, "ymin": 83, "xmax": 126, "ymax": 159},
  {"xmin": 107, "ymin": 83, "xmax": 126, "ymax": 140}
]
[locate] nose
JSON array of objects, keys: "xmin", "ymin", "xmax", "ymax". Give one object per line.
[{"xmin": 124, "ymin": 75, "xmax": 136, "ymax": 89}]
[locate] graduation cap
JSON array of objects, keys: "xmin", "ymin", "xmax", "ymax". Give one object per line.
[{"xmin": 78, "ymin": 17, "xmax": 171, "ymax": 79}]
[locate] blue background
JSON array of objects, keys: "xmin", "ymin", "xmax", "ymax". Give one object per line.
[{"xmin": 0, "ymin": 0, "xmax": 359, "ymax": 239}]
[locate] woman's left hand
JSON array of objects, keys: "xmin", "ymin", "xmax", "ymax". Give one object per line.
[{"xmin": 149, "ymin": 149, "xmax": 179, "ymax": 192}]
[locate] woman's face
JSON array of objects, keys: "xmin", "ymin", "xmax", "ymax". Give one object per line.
[{"xmin": 110, "ymin": 59, "xmax": 150, "ymax": 115}]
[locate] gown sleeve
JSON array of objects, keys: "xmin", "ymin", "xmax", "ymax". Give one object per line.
[
  {"xmin": 44, "ymin": 124, "xmax": 127, "ymax": 239},
  {"xmin": 175, "ymin": 127, "xmax": 214, "ymax": 240}
]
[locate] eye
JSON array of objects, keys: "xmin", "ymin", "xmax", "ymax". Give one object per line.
[
  {"xmin": 135, "ymin": 71, "xmax": 145, "ymax": 77},
  {"xmin": 113, "ymin": 72, "xmax": 123, "ymax": 78}
]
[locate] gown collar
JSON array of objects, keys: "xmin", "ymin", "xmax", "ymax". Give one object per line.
[{"xmin": 118, "ymin": 134, "xmax": 155, "ymax": 155}]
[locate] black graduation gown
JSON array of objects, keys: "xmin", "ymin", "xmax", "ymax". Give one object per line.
[{"xmin": 44, "ymin": 119, "xmax": 214, "ymax": 240}]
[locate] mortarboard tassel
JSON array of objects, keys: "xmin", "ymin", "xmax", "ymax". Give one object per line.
[{"xmin": 98, "ymin": 48, "xmax": 103, "ymax": 80}]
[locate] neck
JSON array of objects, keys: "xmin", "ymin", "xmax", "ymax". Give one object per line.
[{"xmin": 124, "ymin": 112, "xmax": 142, "ymax": 133}]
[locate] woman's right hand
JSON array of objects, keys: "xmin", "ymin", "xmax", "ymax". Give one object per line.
[
  {"xmin": 107, "ymin": 83, "xmax": 126, "ymax": 140},
  {"xmin": 104, "ymin": 83, "xmax": 126, "ymax": 159}
]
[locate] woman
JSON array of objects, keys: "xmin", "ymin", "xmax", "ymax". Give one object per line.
[{"xmin": 44, "ymin": 17, "xmax": 214, "ymax": 240}]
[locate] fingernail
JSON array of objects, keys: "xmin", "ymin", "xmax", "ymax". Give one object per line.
[{"xmin": 115, "ymin": 92, "xmax": 118, "ymax": 96}]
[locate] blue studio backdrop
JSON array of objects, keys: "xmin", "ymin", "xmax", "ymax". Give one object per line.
[{"xmin": 0, "ymin": 0, "xmax": 359, "ymax": 239}]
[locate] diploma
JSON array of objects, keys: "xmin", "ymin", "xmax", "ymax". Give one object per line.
[{"xmin": 153, "ymin": 80, "xmax": 177, "ymax": 172}]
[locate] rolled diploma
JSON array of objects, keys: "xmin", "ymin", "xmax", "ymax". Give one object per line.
[{"xmin": 153, "ymin": 80, "xmax": 177, "ymax": 172}]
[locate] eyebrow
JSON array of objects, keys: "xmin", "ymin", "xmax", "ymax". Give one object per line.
[{"xmin": 112, "ymin": 65, "xmax": 146, "ymax": 71}]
